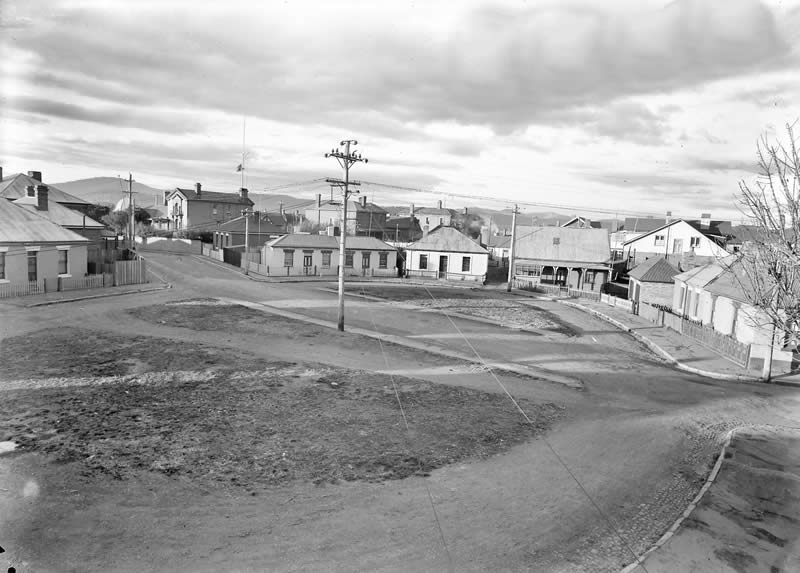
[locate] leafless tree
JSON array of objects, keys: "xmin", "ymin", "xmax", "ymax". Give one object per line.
[{"xmin": 736, "ymin": 122, "xmax": 800, "ymax": 349}]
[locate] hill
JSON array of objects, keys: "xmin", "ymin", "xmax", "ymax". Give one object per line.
[{"xmin": 53, "ymin": 177, "xmax": 165, "ymax": 207}]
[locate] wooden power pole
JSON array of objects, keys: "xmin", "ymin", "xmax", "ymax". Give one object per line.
[
  {"xmin": 506, "ymin": 204, "xmax": 518, "ymax": 292},
  {"xmin": 325, "ymin": 140, "xmax": 368, "ymax": 332}
]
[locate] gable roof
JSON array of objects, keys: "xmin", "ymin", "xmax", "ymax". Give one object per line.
[
  {"xmin": 703, "ymin": 262, "xmax": 754, "ymax": 304},
  {"xmin": 406, "ymin": 226, "xmax": 488, "ymax": 254},
  {"xmin": 623, "ymin": 218, "xmax": 736, "ymax": 248},
  {"xmin": 416, "ymin": 206, "xmax": 454, "ymax": 216},
  {"xmin": 267, "ymin": 234, "xmax": 339, "ymax": 249},
  {"xmin": 487, "ymin": 235, "xmax": 511, "ymax": 249},
  {"xmin": 628, "ymin": 256, "xmax": 679, "ymax": 283},
  {"xmin": 561, "ymin": 216, "xmax": 600, "ymax": 229},
  {"xmin": 344, "ymin": 236, "xmax": 394, "ymax": 250},
  {"xmin": 673, "ymin": 262, "xmax": 727, "ymax": 288},
  {"xmin": 0, "ymin": 196, "xmax": 89, "ymax": 243},
  {"xmin": 13, "ymin": 196, "xmax": 105, "ymax": 229},
  {"xmin": 218, "ymin": 212, "xmax": 287, "ymax": 234},
  {"xmin": 171, "ymin": 187, "xmax": 254, "ymax": 206},
  {"xmin": 514, "ymin": 226, "xmax": 610, "ymax": 264},
  {"xmin": 0, "ymin": 173, "xmax": 92, "ymax": 206}
]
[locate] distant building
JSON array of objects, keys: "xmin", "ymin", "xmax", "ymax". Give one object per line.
[
  {"xmin": 405, "ymin": 226, "xmax": 489, "ymax": 283},
  {"xmin": 622, "ymin": 216, "xmax": 731, "ymax": 270},
  {"xmin": 415, "ymin": 201, "xmax": 456, "ymax": 234},
  {"xmin": 0, "ymin": 169, "xmax": 94, "ymax": 214},
  {"xmin": 165, "ymin": 183, "xmax": 254, "ymax": 232},
  {"xmin": 304, "ymin": 194, "xmax": 388, "ymax": 237},
  {"xmin": 627, "ymin": 256, "xmax": 680, "ymax": 310},
  {"xmin": 213, "ymin": 211, "xmax": 288, "ymax": 249},
  {"xmin": 259, "ymin": 234, "xmax": 396, "ymax": 277}
]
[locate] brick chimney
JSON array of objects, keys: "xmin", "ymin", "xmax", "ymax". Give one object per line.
[
  {"xmin": 464, "ymin": 207, "xmax": 469, "ymax": 216},
  {"xmin": 28, "ymin": 170, "xmax": 42, "ymax": 182},
  {"xmin": 409, "ymin": 203, "xmax": 415, "ymax": 217},
  {"xmin": 317, "ymin": 193, "xmax": 322, "ymax": 207},
  {"xmin": 195, "ymin": 182, "xmax": 201, "ymax": 198},
  {"xmin": 360, "ymin": 196, "xmax": 367, "ymax": 208},
  {"xmin": 163, "ymin": 190, "xmax": 170, "ymax": 206},
  {"xmin": 0, "ymin": 166, "xmax": 3, "ymax": 181},
  {"xmin": 240, "ymin": 187, "xmax": 248, "ymax": 201},
  {"xmin": 665, "ymin": 211, "xmax": 673, "ymax": 224},
  {"xmin": 700, "ymin": 213, "xmax": 711, "ymax": 229},
  {"xmin": 437, "ymin": 200, "xmax": 442, "ymax": 209},
  {"xmin": 36, "ymin": 185, "xmax": 49, "ymax": 211}
]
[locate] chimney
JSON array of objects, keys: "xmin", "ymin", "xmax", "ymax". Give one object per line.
[
  {"xmin": 665, "ymin": 211, "xmax": 672, "ymax": 224},
  {"xmin": 700, "ymin": 213, "xmax": 711, "ymax": 229},
  {"xmin": 410, "ymin": 203, "xmax": 415, "ymax": 217},
  {"xmin": 437, "ymin": 199, "xmax": 442, "ymax": 209},
  {"xmin": 240, "ymin": 187, "xmax": 248, "ymax": 201},
  {"xmin": 360, "ymin": 196, "xmax": 367, "ymax": 208},
  {"xmin": 28, "ymin": 170, "xmax": 42, "ymax": 182},
  {"xmin": 0, "ymin": 166, "xmax": 3, "ymax": 181},
  {"xmin": 317, "ymin": 193, "xmax": 322, "ymax": 207},
  {"xmin": 36, "ymin": 185, "xmax": 49, "ymax": 211},
  {"xmin": 195, "ymin": 182, "xmax": 201, "ymax": 197},
  {"xmin": 279, "ymin": 201, "xmax": 284, "ymax": 215},
  {"xmin": 464, "ymin": 207, "xmax": 469, "ymax": 216},
  {"xmin": 163, "ymin": 190, "xmax": 170, "ymax": 206},
  {"xmin": 26, "ymin": 185, "xmax": 36, "ymax": 198}
]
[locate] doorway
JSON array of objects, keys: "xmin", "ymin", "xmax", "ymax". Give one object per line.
[{"xmin": 438, "ymin": 255, "xmax": 448, "ymax": 279}]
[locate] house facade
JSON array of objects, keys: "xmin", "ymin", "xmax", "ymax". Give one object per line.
[
  {"xmin": 258, "ymin": 234, "xmax": 397, "ymax": 277},
  {"xmin": 672, "ymin": 261, "xmax": 794, "ymax": 374},
  {"xmin": 166, "ymin": 183, "xmax": 254, "ymax": 232},
  {"xmin": 512, "ymin": 226, "xmax": 611, "ymax": 291},
  {"xmin": 305, "ymin": 195, "xmax": 388, "ymax": 237},
  {"xmin": 405, "ymin": 226, "xmax": 489, "ymax": 282},
  {"xmin": 623, "ymin": 218, "xmax": 731, "ymax": 269},
  {"xmin": 0, "ymin": 194, "xmax": 89, "ymax": 286},
  {"xmin": 416, "ymin": 201, "xmax": 455, "ymax": 234},
  {"xmin": 627, "ymin": 256, "xmax": 679, "ymax": 310}
]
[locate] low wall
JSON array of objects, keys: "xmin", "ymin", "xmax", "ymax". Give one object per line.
[{"xmin": 136, "ymin": 237, "xmax": 202, "ymax": 254}]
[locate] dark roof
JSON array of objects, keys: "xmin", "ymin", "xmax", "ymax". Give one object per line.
[
  {"xmin": 623, "ymin": 217, "xmax": 667, "ymax": 233},
  {"xmin": 218, "ymin": 212, "xmax": 287, "ymax": 234},
  {"xmin": 406, "ymin": 226, "xmax": 488, "ymax": 254},
  {"xmin": 416, "ymin": 206, "xmax": 455, "ymax": 216},
  {"xmin": 172, "ymin": 187, "xmax": 254, "ymax": 206},
  {"xmin": 486, "ymin": 235, "xmax": 511, "ymax": 249},
  {"xmin": 514, "ymin": 226, "xmax": 610, "ymax": 264},
  {"xmin": 684, "ymin": 219, "xmax": 734, "ymax": 237},
  {"xmin": 0, "ymin": 173, "xmax": 92, "ymax": 206},
  {"xmin": 628, "ymin": 256, "xmax": 679, "ymax": 283},
  {"xmin": 268, "ymin": 234, "xmax": 338, "ymax": 249},
  {"xmin": 385, "ymin": 216, "xmax": 418, "ymax": 230},
  {"xmin": 0, "ymin": 197, "xmax": 89, "ymax": 243}
]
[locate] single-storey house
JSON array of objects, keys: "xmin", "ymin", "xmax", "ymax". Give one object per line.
[
  {"xmin": 0, "ymin": 193, "xmax": 89, "ymax": 287},
  {"xmin": 213, "ymin": 211, "xmax": 288, "ymax": 249},
  {"xmin": 166, "ymin": 183, "xmax": 254, "ymax": 232},
  {"xmin": 258, "ymin": 234, "xmax": 397, "ymax": 277},
  {"xmin": 672, "ymin": 260, "xmax": 794, "ymax": 375},
  {"xmin": 628, "ymin": 256, "xmax": 679, "ymax": 311},
  {"xmin": 404, "ymin": 226, "xmax": 489, "ymax": 282},
  {"xmin": 512, "ymin": 226, "xmax": 611, "ymax": 291},
  {"xmin": 623, "ymin": 216, "xmax": 731, "ymax": 269}
]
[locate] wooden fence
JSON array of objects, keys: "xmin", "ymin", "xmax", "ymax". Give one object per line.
[
  {"xmin": 0, "ymin": 280, "xmax": 45, "ymax": 299},
  {"xmin": 113, "ymin": 260, "xmax": 149, "ymax": 286},
  {"xmin": 599, "ymin": 293, "xmax": 634, "ymax": 312},
  {"xmin": 59, "ymin": 274, "xmax": 112, "ymax": 292}
]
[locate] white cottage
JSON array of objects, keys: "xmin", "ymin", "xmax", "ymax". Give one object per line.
[{"xmin": 405, "ymin": 226, "xmax": 488, "ymax": 282}]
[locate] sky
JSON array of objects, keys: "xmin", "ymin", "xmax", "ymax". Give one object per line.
[{"xmin": 1, "ymin": 0, "xmax": 799, "ymax": 220}]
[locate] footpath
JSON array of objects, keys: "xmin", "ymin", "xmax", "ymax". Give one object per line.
[{"xmin": 545, "ymin": 296, "xmax": 800, "ymax": 387}]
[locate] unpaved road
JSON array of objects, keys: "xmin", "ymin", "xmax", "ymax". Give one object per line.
[{"xmin": 1, "ymin": 251, "xmax": 798, "ymax": 572}]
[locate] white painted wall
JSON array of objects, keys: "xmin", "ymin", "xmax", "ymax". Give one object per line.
[
  {"xmin": 624, "ymin": 221, "xmax": 729, "ymax": 259},
  {"xmin": 407, "ymin": 250, "xmax": 488, "ymax": 278}
]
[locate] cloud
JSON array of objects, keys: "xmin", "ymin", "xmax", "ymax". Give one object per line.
[
  {"xmin": 1, "ymin": 0, "xmax": 793, "ymax": 136},
  {"xmin": 684, "ymin": 157, "xmax": 758, "ymax": 173},
  {"xmin": 579, "ymin": 171, "xmax": 708, "ymax": 188},
  {"xmin": 544, "ymin": 100, "xmax": 671, "ymax": 145}
]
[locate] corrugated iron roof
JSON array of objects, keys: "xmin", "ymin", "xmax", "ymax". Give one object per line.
[
  {"xmin": 628, "ymin": 256, "xmax": 679, "ymax": 283},
  {"xmin": 514, "ymin": 226, "xmax": 610, "ymax": 264},
  {"xmin": 344, "ymin": 236, "xmax": 394, "ymax": 250},
  {"xmin": 172, "ymin": 188, "xmax": 254, "ymax": 206},
  {"xmin": 406, "ymin": 226, "xmax": 488, "ymax": 254},
  {"xmin": 268, "ymin": 234, "xmax": 339, "ymax": 249},
  {"xmin": 0, "ymin": 173, "xmax": 92, "ymax": 205},
  {"xmin": 13, "ymin": 196, "xmax": 105, "ymax": 229},
  {"xmin": 0, "ymin": 197, "xmax": 90, "ymax": 243},
  {"xmin": 673, "ymin": 262, "xmax": 726, "ymax": 287},
  {"xmin": 219, "ymin": 212, "xmax": 287, "ymax": 233}
]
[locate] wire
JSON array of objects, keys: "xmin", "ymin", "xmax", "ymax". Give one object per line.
[{"xmin": 417, "ymin": 285, "xmax": 650, "ymax": 572}]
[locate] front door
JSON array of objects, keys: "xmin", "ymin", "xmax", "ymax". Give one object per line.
[
  {"xmin": 672, "ymin": 238, "xmax": 683, "ymax": 254},
  {"xmin": 438, "ymin": 255, "xmax": 448, "ymax": 279}
]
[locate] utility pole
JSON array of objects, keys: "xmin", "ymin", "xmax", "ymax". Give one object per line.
[
  {"xmin": 243, "ymin": 208, "xmax": 251, "ymax": 276},
  {"xmin": 128, "ymin": 173, "xmax": 134, "ymax": 247},
  {"xmin": 506, "ymin": 204, "xmax": 518, "ymax": 292},
  {"xmin": 325, "ymin": 140, "xmax": 368, "ymax": 332}
]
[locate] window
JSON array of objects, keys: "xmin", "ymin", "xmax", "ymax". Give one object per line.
[
  {"xmin": 439, "ymin": 218, "xmax": 443, "ymax": 225},
  {"xmin": 345, "ymin": 250, "xmax": 354, "ymax": 267},
  {"xmin": 27, "ymin": 251, "xmax": 37, "ymax": 281},
  {"xmin": 379, "ymin": 252, "xmax": 388, "ymax": 269},
  {"xmin": 654, "ymin": 234, "xmax": 665, "ymax": 246},
  {"xmin": 0, "ymin": 252, "xmax": 5, "ymax": 280},
  {"xmin": 362, "ymin": 252, "xmax": 371, "ymax": 268},
  {"xmin": 425, "ymin": 217, "xmax": 430, "ymax": 224},
  {"xmin": 516, "ymin": 264, "xmax": 541, "ymax": 276},
  {"xmin": 303, "ymin": 251, "xmax": 313, "ymax": 267},
  {"xmin": 553, "ymin": 237, "xmax": 560, "ymax": 245},
  {"xmin": 58, "ymin": 249, "xmax": 69, "ymax": 275},
  {"xmin": 283, "ymin": 249, "xmax": 294, "ymax": 267},
  {"xmin": 321, "ymin": 251, "xmax": 332, "ymax": 268},
  {"xmin": 691, "ymin": 291, "xmax": 700, "ymax": 317},
  {"xmin": 584, "ymin": 270, "xmax": 595, "ymax": 286},
  {"xmin": 461, "ymin": 256, "xmax": 471, "ymax": 272},
  {"xmin": 419, "ymin": 254, "xmax": 428, "ymax": 269},
  {"xmin": 690, "ymin": 236, "xmax": 701, "ymax": 248}
]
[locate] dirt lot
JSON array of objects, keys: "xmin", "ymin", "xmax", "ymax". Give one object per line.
[
  {"xmin": 633, "ymin": 427, "xmax": 800, "ymax": 572},
  {"xmin": 0, "ymin": 311, "xmax": 562, "ymax": 488}
]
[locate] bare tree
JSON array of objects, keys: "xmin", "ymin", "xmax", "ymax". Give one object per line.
[{"xmin": 736, "ymin": 122, "xmax": 800, "ymax": 352}]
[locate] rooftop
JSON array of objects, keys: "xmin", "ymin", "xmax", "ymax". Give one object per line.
[
  {"xmin": 514, "ymin": 226, "xmax": 610, "ymax": 264},
  {"xmin": 13, "ymin": 196, "xmax": 105, "ymax": 229},
  {"xmin": 219, "ymin": 212, "xmax": 287, "ymax": 233},
  {"xmin": 0, "ymin": 196, "xmax": 89, "ymax": 244},
  {"xmin": 172, "ymin": 187, "xmax": 254, "ymax": 206},
  {"xmin": 406, "ymin": 226, "xmax": 488, "ymax": 254},
  {"xmin": 0, "ymin": 173, "xmax": 92, "ymax": 206},
  {"xmin": 628, "ymin": 256, "xmax": 680, "ymax": 283}
]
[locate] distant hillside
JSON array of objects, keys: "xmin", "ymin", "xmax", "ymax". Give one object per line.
[
  {"xmin": 53, "ymin": 177, "xmax": 165, "ymax": 207},
  {"xmin": 248, "ymin": 192, "xmax": 314, "ymax": 214}
]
